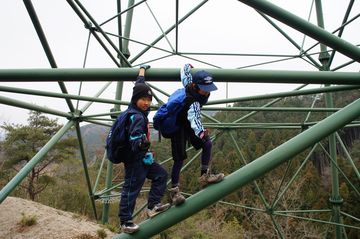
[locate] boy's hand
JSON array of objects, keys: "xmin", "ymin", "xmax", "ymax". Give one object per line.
[
  {"xmin": 140, "ymin": 64, "xmax": 151, "ymax": 70},
  {"xmin": 139, "ymin": 138, "xmax": 151, "ymax": 151},
  {"xmin": 199, "ymin": 129, "xmax": 210, "ymax": 142}
]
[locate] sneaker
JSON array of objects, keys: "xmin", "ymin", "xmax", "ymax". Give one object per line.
[
  {"xmin": 199, "ymin": 170, "xmax": 224, "ymax": 187},
  {"xmin": 169, "ymin": 186, "xmax": 186, "ymax": 206},
  {"xmin": 147, "ymin": 203, "xmax": 171, "ymax": 218},
  {"xmin": 121, "ymin": 220, "xmax": 139, "ymax": 234}
]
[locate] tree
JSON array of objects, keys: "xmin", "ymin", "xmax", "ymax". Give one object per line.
[{"xmin": 1, "ymin": 111, "xmax": 77, "ymax": 200}]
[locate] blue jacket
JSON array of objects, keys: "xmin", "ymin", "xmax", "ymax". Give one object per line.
[{"xmin": 127, "ymin": 103, "xmax": 149, "ymax": 162}]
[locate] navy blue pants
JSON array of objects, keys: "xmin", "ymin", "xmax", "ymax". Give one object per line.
[
  {"xmin": 170, "ymin": 124, "xmax": 212, "ymax": 187},
  {"xmin": 119, "ymin": 159, "xmax": 168, "ymax": 223}
]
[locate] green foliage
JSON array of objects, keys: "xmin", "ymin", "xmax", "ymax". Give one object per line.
[
  {"xmin": 1, "ymin": 111, "xmax": 78, "ymax": 200},
  {"xmin": 158, "ymin": 208, "xmax": 244, "ymax": 239},
  {"xmin": 96, "ymin": 228, "xmax": 107, "ymax": 239},
  {"xmin": 19, "ymin": 212, "xmax": 37, "ymax": 227},
  {"xmin": 102, "ymin": 223, "xmax": 119, "ymax": 233}
]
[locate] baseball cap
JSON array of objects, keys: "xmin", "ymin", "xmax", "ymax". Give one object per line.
[{"xmin": 192, "ymin": 70, "xmax": 218, "ymax": 92}]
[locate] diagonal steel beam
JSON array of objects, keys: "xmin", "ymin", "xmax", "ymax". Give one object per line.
[
  {"xmin": 0, "ymin": 121, "xmax": 75, "ymax": 203},
  {"xmin": 23, "ymin": 0, "xmax": 75, "ymax": 112},
  {"xmin": 113, "ymin": 96, "xmax": 360, "ymax": 239},
  {"xmin": 238, "ymin": 0, "xmax": 360, "ymax": 63}
]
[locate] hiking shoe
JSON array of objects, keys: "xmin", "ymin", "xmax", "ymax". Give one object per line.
[
  {"xmin": 147, "ymin": 203, "xmax": 171, "ymax": 218},
  {"xmin": 169, "ymin": 186, "xmax": 186, "ymax": 206},
  {"xmin": 121, "ymin": 220, "xmax": 139, "ymax": 234},
  {"xmin": 199, "ymin": 170, "xmax": 224, "ymax": 187}
]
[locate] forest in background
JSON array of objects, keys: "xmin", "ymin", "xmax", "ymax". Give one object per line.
[{"xmin": 0, "ymin": 90, "xmax": 360, "ymax": 238}]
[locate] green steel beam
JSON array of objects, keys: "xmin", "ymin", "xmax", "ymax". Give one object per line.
[
  {"xmin": 327, "ymin": 0, "xmax": 355, "ymax": 68},
  {"xmin": 130, "ymin": 0, "xmax": 209, "ymax": 63},
  {"xmin": 315, "ymin": 0, "xmax": 343, "ymax": 236},
  {"xmin": 113, "ymin": 98, "xmax": 360, "ymax": 239},
  {"xmin": 1, "ymin": 68, "xmax": 360, "ymax": 84},
  {"xmin": 314, "ymin": 0, "xmax": 330, "ymax": 64},
  {"xmin": 102, "ymin": 0, "xmax": 136, "ymax": 222},
  {"xmin": 207, "ymin": 85, "xmax": 360, "ymax": 105},
  {"xmin": 335, "ymin": 133, "xmax": 360, "ymax": 180},
  {"xmin": 273, "ymin": 212, "xmax": 360, "ymax": 231},
  {"xmin": 75, "ymin": 122, "xmax": 98, "ymax": 220},
  {"xmin": 23, "ymin": 0, "xmax": 76, "ymax": 113},
  {"xmin": 0, "ymin": 85, "xmax": 129, "ymax": 106},
  {"xmin": 0, "ymin": 121, "xmax": 75, "ymax": 203},
  {"xmin": 66, "ymin": 0, "xmax": 122, "ymax": 67},
  {"xmin": 0, "ymin": 94, "xmax": 71, "ymax": 118},
  {"xmin": 238, "ymin": 0, "xmax": 360, "ymax": 63},
  {"xmin": 257, "ymin": 11, "xmax": 321, "ymax": 69},
  {"xmin": 72, "ymin": 0, "xmax": 131, "ymax": 67},
  {"xmin": 203, "ymin": 106, "xmax": 340, "ymax": 112}
]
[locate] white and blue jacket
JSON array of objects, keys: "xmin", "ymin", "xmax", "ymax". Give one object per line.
[{"xmin": 180, "ymin": 64, "xmax": 206, "ymax": 138}]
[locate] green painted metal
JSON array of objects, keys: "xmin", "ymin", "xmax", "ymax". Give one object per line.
[
  {"xmin": 101, "ymin": 161, "xmax": 113, "ymax": 224},
  {"xmin": 113, "ymin": 98, "xmax": 360, "ymax": 239},
  {"xmin": 93, "ymin": 153, "xmax": 107, "ymax": 194},
  {"xmin": 0, "ymin": 84, "xmax": 128, "ymax": 106},
  {"xmin": 335, "ymin": 133, "xmax": 360, "ymax": 180},
  {"xmin": 75, "ymin": 122, "xmax": 98, "ymax": 219},
  {"xmin": 0, "ymin": 121, "xmax": 75, "ymax": 203},
  {"xmin": 66, "ymin": 0, "xmax": 122, "ymax": 67},
  {"xmin": 23, "ymin": 0, "xmax": 75, "ymax": 113},
  {"xmin": 315, "ymin": 0, "xmax": 331, "ymax": 64},
  {"xmin": 1, "ymin": 1, "xmax": 359, "ymax": 238},
  {"xmin": 238, "ymin": 0, "xmax": 360, "ymax": 62},
  {"xmin": 257, "ymin": 11, "xmax": 321, "ymax": 69},
  {"xmin": 207, "ymin": 85, "xmax": 360, "ymax": 105},
  {"xmin": 327, "ymin": 0, "xmax": 355, "ymax": 68},
  {"xmin": 204, "ymin": 106, "xmax": 340, "ymax": 112},
  {"xmin": 130, "ymin": 0, "xmax": 209, "ymax": 63},
  {"xmin": 271, "ymin": 144, "xmax": 319, "ymax": 208},
  {"xmin": 82, "ymin": 0, "xmax": 131, "ymax": 66},
  {"xmin": 315, "ymin": 0, "xmax": 343, "ymax": 234},
  {"xmin": 0, "ymin": 94, "xmax": 71, "ymax": 118},
  {"xmin": 2, "ymin": 68, "xmax": 360, "ymax": 84},
  {"xmin": 102, "ymin": 0, "xmax": 135, "ymax": 223}
]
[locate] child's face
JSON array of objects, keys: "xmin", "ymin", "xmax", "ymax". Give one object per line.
[
  {"xmin": 136, "ymin": 97, "xmax": 152, "ymax": 111},
  {"xmin": 197, "ymin": 88, "xmax": 210, "ymax": 97}
]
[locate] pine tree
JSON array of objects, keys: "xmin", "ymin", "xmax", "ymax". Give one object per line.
[{"xmin": 1, "ymin": 111, "xmax": 77, "ymax": 200}]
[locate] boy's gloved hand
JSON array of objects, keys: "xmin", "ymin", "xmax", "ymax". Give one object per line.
[
  {"xmin": 143, "ymin": 152, "xmax": 154, "ymax": 165},
  {"xmin": 140, "ymin": 64, "xmax": 151, "ymax": 70}
]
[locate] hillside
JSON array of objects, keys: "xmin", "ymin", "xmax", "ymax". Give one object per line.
[{"xmin": 0, "ymin": 197, "xmax": 116, "ymax": 239}]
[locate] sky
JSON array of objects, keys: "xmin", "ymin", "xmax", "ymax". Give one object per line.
[{"xmin": 0, "ymin": 0, "xmax": 359, "ymax": 128}]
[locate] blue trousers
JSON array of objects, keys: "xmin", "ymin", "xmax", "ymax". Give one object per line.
[{"xmin": 119, "ymin": 159, "xmax": 168, "ymax": 223}]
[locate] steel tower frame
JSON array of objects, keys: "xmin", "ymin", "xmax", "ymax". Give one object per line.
[{"xmin": 0, "ymin": 1, "xmax": 360, "ymax": 238}]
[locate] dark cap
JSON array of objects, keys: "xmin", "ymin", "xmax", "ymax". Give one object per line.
[
  {"xmin": 192, "ymin": 70, "xmax": 218, "ymax": 92},
  {"xmin": 131, "ymin": 83, "xmax": 153, "ymax": 103}
]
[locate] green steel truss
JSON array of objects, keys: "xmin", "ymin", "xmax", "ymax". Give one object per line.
[{"xmin": 0, "ymin": 1, "xmax": 360, "ymax": 238}]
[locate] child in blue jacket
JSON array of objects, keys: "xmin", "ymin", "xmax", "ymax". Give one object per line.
[
  {"xmin": 119, "ymin": 65, "xmax": 170, "ymax": 234},
  {"xmin": 168, "ymin": 63, "xmax": 224, "ymax": 205}
]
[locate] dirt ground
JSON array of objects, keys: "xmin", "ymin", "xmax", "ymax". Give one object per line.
[{"xmin": 0, "ymin": 196, "xmax": 117, "ymax": 239}]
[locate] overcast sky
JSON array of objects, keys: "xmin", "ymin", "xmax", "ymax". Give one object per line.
[{"xmin": 0, "ymin": 0, "xmax": 359, "ymax": 127}]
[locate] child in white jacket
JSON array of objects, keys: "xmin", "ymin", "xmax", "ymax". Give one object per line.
[{"xmin": 168, "ymin": 63, "xmax": 224, "ymax": 205}]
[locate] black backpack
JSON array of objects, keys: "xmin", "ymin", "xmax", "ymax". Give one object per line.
[{"xmin": 105, "ymin": 109, "xmax": 132, "ymax": 164}]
